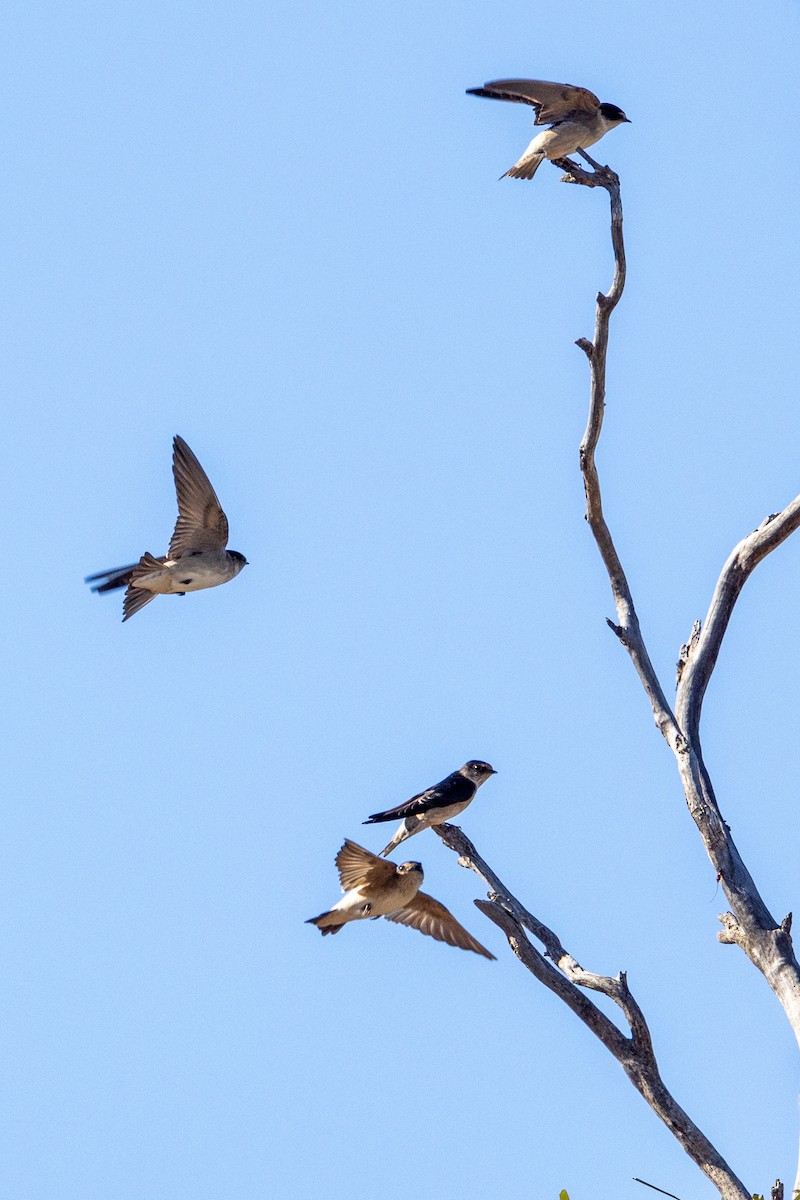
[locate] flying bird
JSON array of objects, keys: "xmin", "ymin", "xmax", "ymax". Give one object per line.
[
  {"xmin": 85, "ymin": 435, "xmax": 248, "ymax": 621},
  {"xmin": 306, "ymin": 839, "xmax": 495, "ymax": 959},
  {"xmin": 363, "ymin": 760, "xmax": 496, "ymax": 857},
  {"xmin": 466, "ymin": 78, "xmax": 630, "ymax": 180}
]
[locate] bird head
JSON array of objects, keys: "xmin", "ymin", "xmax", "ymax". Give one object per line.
[
  {"xmin": 598, "ymin": 102, "xmax": 631, "ymax": 126},
  {"xmin": 228, "ymin": 550, "xmax": 249, "ymax": 573},
  {"xmin": 397, "ymin": 861, "xmax": 424, "ymax": 881},
  {"xmin": 462, "ymin": 760, "xmax": 497, "ymax": 784}
]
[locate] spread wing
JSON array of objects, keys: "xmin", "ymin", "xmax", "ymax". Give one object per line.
[
  {"xmin": 168, "ymin": 435, "xmax": 229, "ymax": 558},
  {"xmin": 384, "ymin": 892, "xmax": 496, "ymax": 959},
  {"xmin": 466, "ymin": 78, "xmax": 600, "ymax": 125},
  {"xmin": 335, "ymin": 839, "xmax": 397, "ymax": 892}
]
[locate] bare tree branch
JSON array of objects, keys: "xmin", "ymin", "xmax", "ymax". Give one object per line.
[
  {"xmin": 569, "ymin": 155, "xmax": 800, "ymax": 1057},
  {"xmin": 676, "ymin": 503, "xmax": 800, "ymax": 744},
  {"xmin": 450, "ymin": 150, "xmax": 800, "ymax": 1196},
  {"xmin": 435, "ymin": 823, "xmax": 751, "ymax": 1200}
]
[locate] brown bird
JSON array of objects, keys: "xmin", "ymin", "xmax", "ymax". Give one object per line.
[
  {"xmin": 466, "ymin": 78, "xmax": 630, "ymax": 180},
  {"xmin": 85, "ymin": 435, "xmax": 248, "ymax": 621},
  {"xmin": 306, "ymin": 840, "xmax": 495, "ymax": 960}
]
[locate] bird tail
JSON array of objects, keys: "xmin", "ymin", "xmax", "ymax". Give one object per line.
[
  {"xmin": 378, "ymin": 820, "xmax": 416, "ymax": 858},
  {"xmin": 85, "ymin": 565, "xmax": 137, "ymax": 593},
  {"xmin": 502, "ymin": 153, "xmax": 544, "ymax": 180},
  {"xmin": 306, "ymin": 912, "xmax": 345, "ymax": 936}
]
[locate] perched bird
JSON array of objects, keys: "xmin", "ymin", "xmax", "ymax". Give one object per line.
[
  {"xmin": 466, "ymin": 78, "xmax": 630, "ymax": 180},
  {"xmin": 363, "ymin": 760, "xmax": 496, "ymax": 857},
  {"xmin": 85, "ymin": 435, "xmax": 248, "ymax": 621},
  {"xmin": 306, "ymin": 839, "xmax": 495, "ymax": 959}
]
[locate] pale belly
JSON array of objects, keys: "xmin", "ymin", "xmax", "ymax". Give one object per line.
[
  {"xmin": 538, "ymin": 122, "xmax": 603, "ymax": 160},
  {"xmin": 420, "ymin": 800, "xmax": 470, "ymax": 826},
  {"xmin": 138, "ymin": 557, "xmax": 232, "ymax": 595},
  {"xmin": 335, "ymin": 875, "xmax": 421, "ymax": 920}
]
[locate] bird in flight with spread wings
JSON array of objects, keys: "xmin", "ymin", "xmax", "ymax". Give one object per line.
[
  {"xmin": 466, "ymin": 77, "xmax": 630, "ymax": 180},
  {"xmin": 85, "ymin": 435, "xmax": 248, "ymax": 621},
  {"xmin": 306, "ymin": 839, "xmax": 495, "ymax": 959}
]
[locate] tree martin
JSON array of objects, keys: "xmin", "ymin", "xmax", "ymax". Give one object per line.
[
  {"xmin": 363, "ymin": 760, "xmax": 496, "ymax": 857},
  {"xmin": 85, "ymin": 435, "xmax": 248, "ymax": 621},
  {"xmin": 466, "ymin": 78, "xmax": 630, "ymax": 180},
  {"xmin": 306, "ymin": 840, "xmax": 495, "ymax": 959}
]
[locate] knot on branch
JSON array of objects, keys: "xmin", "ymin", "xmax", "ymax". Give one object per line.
[
  {"xmin": 575, "ymin": 336, "xmax": 594, "ymax": 360},
  {"xmin": 676, "ymin": 620, "xmax": 701, "ymax": 685},
  {"xmin": 717, "ymin": 912, "xmax": 743, "ymax": 946},
  {"xmin": 553, "ymin": 154, "xmax": 620, "ymax": 192},
  {"xmin": 774, "ymin": 913, "xmax": 794, "ymax": 955}
]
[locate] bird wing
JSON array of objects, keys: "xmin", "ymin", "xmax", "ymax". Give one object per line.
[
  {"xmin": 168, "ymin": 436, "xmax": 230, "ymax": 558},
  {"xmin": 384, "ymin": 892, "xmax": 496, "ymax": 959},
  {"xmin": 365, "ymin": 772, "xmax": 473, "ymax": 823},
  {"xmin": 365, "ymin": 782, "xmax": 443, "ymax": 823},
  {"xmin": 122, "ymin": 584, "xmax": 158, "ymax": 621},
  {"xmin": 467, "ymin": 79, "xmax": 600, "ymax": 125},
  {"xmin": 335, "ymin": 839, "xmax": 397, "ymax": 892}
]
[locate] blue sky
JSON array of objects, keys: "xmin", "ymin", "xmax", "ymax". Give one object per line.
[{"xmin": 3, "ymin": 2, "xmax": 800, "ymax": 1197}]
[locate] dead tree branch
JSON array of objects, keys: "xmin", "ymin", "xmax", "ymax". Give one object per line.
[
  {"xmin": 452, "ymin": 150, "xmax": 800, "ymax": 1196},
  {"xmin": 570, "ymin": 157, "xmax": 800, "ymax": 1057},
  {"xmin": 434, "ymin": 823, "xmax": 750, "ymax": 1200}
]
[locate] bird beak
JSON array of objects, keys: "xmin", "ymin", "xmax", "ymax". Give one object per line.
[{"xmin": 623, "ymin": 117, "xmax": 632, "ymax": 123}]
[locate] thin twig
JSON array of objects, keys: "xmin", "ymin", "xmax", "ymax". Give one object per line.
[{"xmin": 633, "ymin": 1178, "xmax": 683, "ymax": 1200}]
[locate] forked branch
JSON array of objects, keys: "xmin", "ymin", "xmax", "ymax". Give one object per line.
[
  {"xmin": 435, "ymin": 823, "xmax": 750, "ymax": 1200},
  {"xmin": 445, "ymin": 150, "xmax": 800, "ymax": 1197},
  {"xmin": 570, "ymin": 156, "xmax": 800, "ymax": 1057}
]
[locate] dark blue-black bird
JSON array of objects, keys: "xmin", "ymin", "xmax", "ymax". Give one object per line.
[{"xmin": 363, "ymin": 761, "xmax": 496, "ymax": 857}]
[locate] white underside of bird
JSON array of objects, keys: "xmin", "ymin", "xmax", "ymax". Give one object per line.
[
  {"xmin": 131, "ymin": 551, "xmax": 243, "ymax": 595},
  {"xmin": 380, "ymin": 800, "xmax": 472, "ymax": 857},
  {"xmin": 313, "ymin": 871, "xmax": 421, "ymax": 930},
  {"xmin": 508, "ymin": 117, "xmax": 614, "ymax": 179}
]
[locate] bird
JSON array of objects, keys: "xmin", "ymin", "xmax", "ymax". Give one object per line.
[
  {"xmin": 466, "ymin": 78, "xmax": 630, "ymax": 180},
  {"xmin": 363, "ymin": 760, "xmax": 496, "ymax": 857},
  {"xmin": 85, "ymin": 435, "xmax": 248, "ymax": 621},
  {"xmin": 306, "ymin": 839, "xmax": 495, "ymax": 959}
]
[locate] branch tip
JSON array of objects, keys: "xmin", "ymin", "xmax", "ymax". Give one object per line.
[
  {"xmin": 676, "ymin": 620, "xmax": 701, "ymax": 685},
  {"xmin": 606, "ymin": 617, "xmax": 627, "ymax": 643}
]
